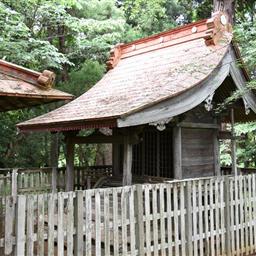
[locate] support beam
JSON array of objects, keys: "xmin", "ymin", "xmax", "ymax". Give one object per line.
[
  {"xmin": 178, "ymin": 122, "xmax": 219, "ymax": 129},
  {"xmin": 173, "ymin": 126, "xmax": 182, "ymax": 179},
  {"xmin": 65, "ymin": 137, "xmax": 75, "ymax": 191},
  {"xmin": 70, "ymin": 134, "xmax": 139, "ymax": 144},
  {"xmin": 122, "ymin": 137, "xmax": 133, "ymax": 186},
  {"xmin": 230, "ymin": 108, "xmax": 237, "ymax": 176}
]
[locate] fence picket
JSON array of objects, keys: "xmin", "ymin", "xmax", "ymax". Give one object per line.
[
  {"xmin": 75, "ymin": 191, "xmax": 84, "ymax": 256},
  {"xmin": 239, "ymin": 176, "xmax": 245, "ymax": 254},
  {"xmin": 144, "ymin": 185, "xmax": 151, "ymax": 256},
  {"xmin": 215, "ymin": 179, "xmax": 220, "ymax": 256},
  {"xmin": 37, "ymin": 194, "xmax": 45, "ymax": 256},
  {"xmin": 26, "ymin": 195, "xmax": 35, "ymax": 256},
  {"xmin": 104, "ymin": 189, "xmax": 110, "ymax": 256},
  {"xmin": 173, "ymin": 183, "xmax": 179, "ymax": 256},
  {"xmin": 180, "ymin": 182, "xmax": 186, "ymax": 256},
  {"xmin": 248, "ymin": 175, "xmax": 253, "ymax": 255},
  {"xmin": 129, "ymin": 186, "xmax": 136, "ymax": 255},
  {"xmin": 85, "ymin": 190, "xmax": 92, "ymax": 256},
  {"xmin": 57, "ymin": 192, "xmax": 64, "ymax": 256},
  {"xmin": 15, "ymin": 195, "xmax": 26, "ymax": 256},
  {"xmin": 210, "ymin": 179, "xmax": 215, "ymax": 256},
  {"xmin": 159, "ymin": 184, "xmax": 166, "ymax": 256},
  {"xmin": 152, "ymin": 185, "xmax": 158, "ymax": 256},
  {"xmin": 220, "ymin": 178, "xmax": 225, "ymax": 255},
  {"xmin": 204, "ymin": 180, "xmax": 209, "ymax": 256},
  {"xmin": 198, "ymin": 180, "xmax": 203, "ymax": 256},
  {"xmin": 166, "ymin": 184, "xmax": 173, "ymax": 256},
  {"xmin": 112, "ymin": 188, "xmax": 119, "ymax": 255},
  {"xmin": 67, "ymin": 192, "xmax": 74, "ymax": 255},
  {"xmin": 185, "ymin": 182, "xmax": 193, "ymax": 256},
  {"xmin": 121, "ymin": 188, "xmax": 128, "ymax": 256},
  {"xmin": 48, "ymin": 193, "xmax": 55, "ymax": 256},
  {"xmin": 4, "ymin": 196, "xmax": 15, "ymax": 255},
  {"xmin": 245, "ymin": 177, "xmax": 249, "ymax": 255},
  {"xmin": 252, "ymin": 174, "xmax": 256, "ymax": 253}
]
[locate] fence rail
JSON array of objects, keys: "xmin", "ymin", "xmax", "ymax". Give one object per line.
[{"xmin": 0, "ymin": 174, "xmax": 256, "ymax": 255}]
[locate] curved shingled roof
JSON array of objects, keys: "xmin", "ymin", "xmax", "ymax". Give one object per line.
[
  {"xmin": 18, "ymin": 12, "xmax": 234, "ymax": 132},
  {"xmin": 0, "ymin": 60, "xmax": 73, "ymax": 111}
]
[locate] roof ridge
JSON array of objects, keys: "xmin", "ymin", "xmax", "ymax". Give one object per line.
[
  {"xmin": 0, "ymin": 60, "xmax": 56, "ymax": 90},
  {"xmin": 107, "ymin": 11, "xmax": 232, "ymax": 70}
]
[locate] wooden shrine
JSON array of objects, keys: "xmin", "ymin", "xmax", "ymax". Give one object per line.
[{"xmin": 17, "ymin": 12, "xmax": 256, "ymax": 191}]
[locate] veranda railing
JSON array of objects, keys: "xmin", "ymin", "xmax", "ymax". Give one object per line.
[
  {"xmin": 0, "ymin": 174, "xmax": 256, "ymax": 255},
  {"xmin": 0, "ymin": 166, "xmax": 112, "ymax": 196}
]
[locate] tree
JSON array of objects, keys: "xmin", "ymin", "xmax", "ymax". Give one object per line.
[
  {"xmin": 213, "ymin": 0, "xmax": 235, "ymax": 24},
  {"xmin": 0, "ymin": 0, "xmax": 126, "ymax": 168}
]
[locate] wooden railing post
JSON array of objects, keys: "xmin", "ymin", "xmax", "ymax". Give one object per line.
[
  {"xmin": 11, "ymin": 169, "xmax": 18, "ymax": 199},
  {"xmin": 51, "ymin": 167, "xmax": 57, "ymax": 193},
  {"xmin": 185, "ymin": 181, "xmax": 193, "ymax": 256},
  {"xmin": 135, "ymin": 184, "xmax": 144, "ymax": 255},
  {"xmin": 224, "ymin": 176, "xmax": 231, "ymax": 256}
]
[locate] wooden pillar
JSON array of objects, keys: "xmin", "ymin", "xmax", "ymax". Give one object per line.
[
  {"xmin": 50, "ymin": 132, "xmax": 59, "ymax": 192},
  {"xmin": 230, "ymin": 108, "xmax": 237, "ymax": 176},
  {"xmin": 66, "ymin": 136, "xmax": 75, "ymax": 191},
  {"xmin": 122, "ymin": 137, "xmax": 133, "ymax": 186},
  {"xmin": 213, "ymin": 118, "xmax": 221, "ymax": 176},
  {"xmin": 112, "ymin": 129, "xmax": 121, "ymax": 177},
  {"xmin": 50, "ymin": 132, "xmax": 59, "ymax": 167},
  {"xmin": 214, "ymin": 131, "xmax": 221, "ymax": 176},
  {"xmin": 173, "ymin": 126, "xmax": 182, "ymax": 179},
  {"xmin": 112, "ymin": 143, "xmax": 120, "ymax": 176}
]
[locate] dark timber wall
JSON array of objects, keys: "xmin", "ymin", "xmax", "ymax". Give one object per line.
[
  {"xmin": 181, "ymin": 128, "xmax": 215, "ymax": 178},
  {"xmin": 181, "ymin": 105, "xmax": 218, "ymax": 178}
]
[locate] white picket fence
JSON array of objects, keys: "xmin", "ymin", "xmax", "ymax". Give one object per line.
[{"xmin": 0, "ymin": 174, "xmax": 256, "ymax": 255}]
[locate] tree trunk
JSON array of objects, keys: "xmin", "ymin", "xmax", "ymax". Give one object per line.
[
  {"xmin": 213, "ymin": 0, "xmax": 236, "ymax": 25},
  {"xmin": 58, "ymin": 24, "xmax": 69, "ymax": 81}
]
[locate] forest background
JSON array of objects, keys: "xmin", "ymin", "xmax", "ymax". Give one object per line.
[{"xmin": 0, "ymin": 0, "xmax": 255, "ymax": 168}]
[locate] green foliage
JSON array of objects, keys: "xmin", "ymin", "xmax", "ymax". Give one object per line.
[
  {"xmin": 0, "ymin": 2, "xmax": 71, "ymax": 69},
  {"xmin": 60, "ymin": 60, "xmax": 105, "ymax": 96},
  {"xmin": 122, "ymin": 0, "xmax": 184, "ymax": 36}
]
